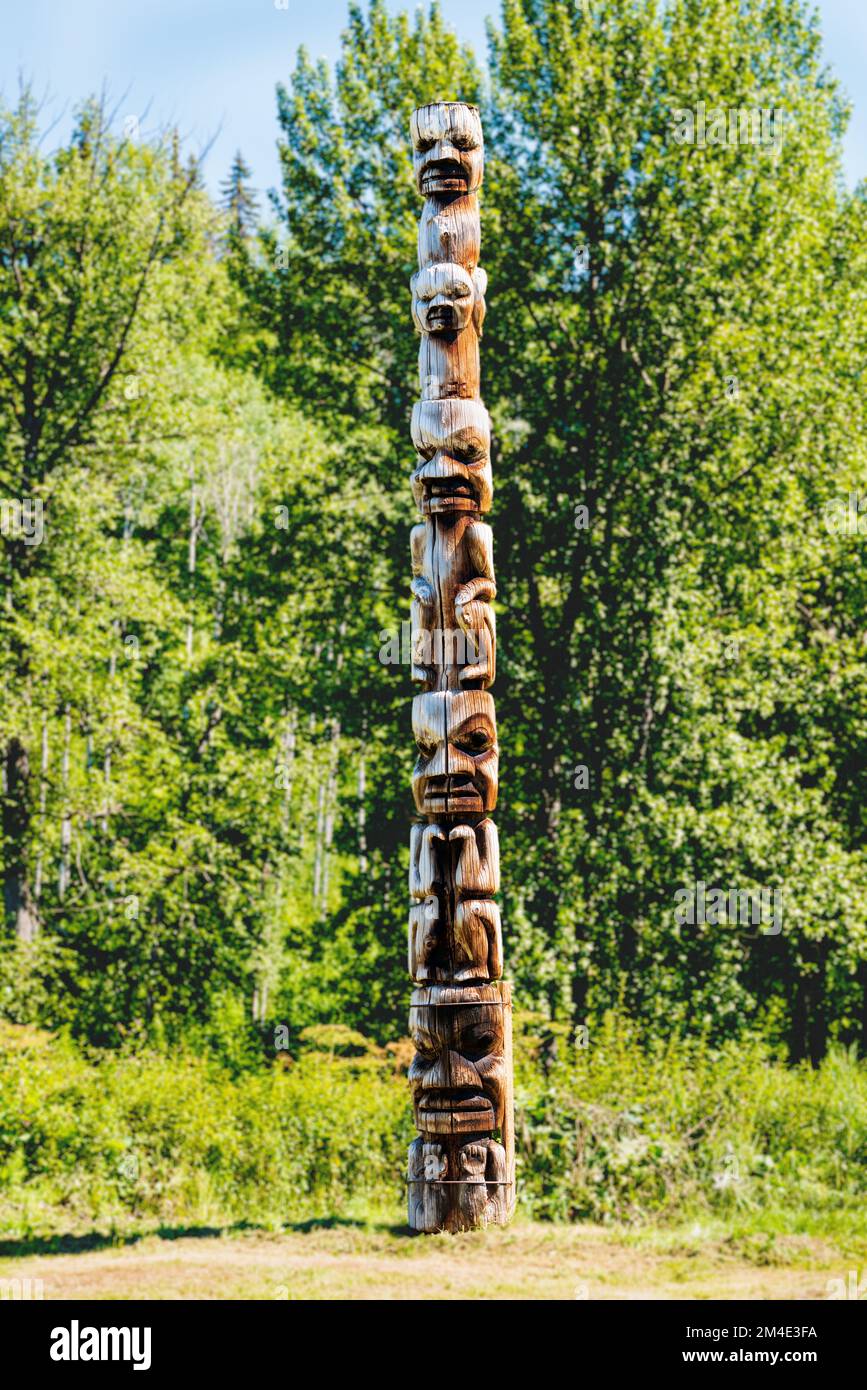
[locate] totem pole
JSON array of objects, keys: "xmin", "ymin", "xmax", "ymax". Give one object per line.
[{"xmin": 406, "ymin": 102, "xmax": 515, "ymax": 1232}]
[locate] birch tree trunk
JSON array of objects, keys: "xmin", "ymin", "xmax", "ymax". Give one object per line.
[
  {"xmin": 186, "ymin": 467, "xmax": 202, "ymax": 663},
  {"xmin": 319, "ymin": 716, "xmax": 340, "ymax": 919},
  {"xmin": 357, "ymin": 746, "xmax": 367, "ymax": 876},
  {"xmin": 58, "ymin": 705, "xmax": 72, "ymax": 903},
  {"xmin": 280, "ymin": 707, "xmax": 297, "ymax": 839},
  {"xmin": 312, "ymin": 775, "xmax": 325, "ymax": 910},
  {"xmin": 4, "ymin": 736, "xmax": 39, "ymax": 942},
  {"xmin": 33, "ymin": 715, "xmax": 49, "ymax": 907}
]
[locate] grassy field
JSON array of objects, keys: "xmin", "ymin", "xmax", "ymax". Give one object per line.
[
  {"xmin": 1, "ymin": 1218, "xmax": 864, "ymax": 1300},
  {"xmin": 3, "ymin": 1021, "xmax": 866, "ymax": 1300}
]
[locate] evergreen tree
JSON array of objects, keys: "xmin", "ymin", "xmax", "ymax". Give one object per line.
[{"xmin": 220, "ymin": 149, "xmax": 259, "ymax": 242}]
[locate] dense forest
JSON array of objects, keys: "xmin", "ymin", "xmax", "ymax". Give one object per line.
[{"xmin": 1, "ymin": 0, "xmax": 866, "ymax": 1067}]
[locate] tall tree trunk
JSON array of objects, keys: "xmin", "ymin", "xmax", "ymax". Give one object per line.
[
  {"xmin": 33, "ymin": 714, "xmax": 49, "ymax": 905},
  {"xmin": 319, "ymin": 717, "xmax": 340, "ymax": 918},
  {"xmin": 58, "ymin": 705, "xmax": 72, "ymax": 901},
  {"xmin": 312, "ymin": 776, "xmax": 325, "ymax": 908},
  {"xmin": 357, "ymin": 744, "xmax": 367, "ymax": 875},
  {"xmin": 186, "ymin": 468, "xmax": 201, "ymax": 662},
  {"xmin": 280, "ymin": 708, "xmax": 297, "ymax": 840},
  {"xmin": 3, "ymin": 736, "xmax": 39, "ymax": 941},
  {"xmin": 102, "ymin": 633, "xmax": 118, "ymax": 832}
]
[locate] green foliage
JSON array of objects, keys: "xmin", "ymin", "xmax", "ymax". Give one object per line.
[
  {"xmin": 298, "ymin": 1023, "xmax": 382, "ymax": 1056},
  {"xmin": 0, "ymin": 1021, "xmax": 410, "ymax": 1236},
  {"xmin": 514, "ymin": 1014, "xmax": 867, "ymax": 1224},
  {"xmin": 1, "ymin": 0, "xmax": 867, "ymax": 1078},
  {"xmin": 1, "ymin": 1020, "xmax": 865, "ymax": 1239},
  {"xmin": 246, "ymin": 0, "xmax": 867, "ymax": 1058},
  {"xmin": 481, "ymin": 0, "xmax": 867, "ymax": 1054}
]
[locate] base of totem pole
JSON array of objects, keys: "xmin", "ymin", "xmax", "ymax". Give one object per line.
[
  {"xmin": 407, "ymin": 979, "xmax": 515, "ymax": 1233},
  {"xmin": 407, "ymin": 1137, "xmax": 515, "ymax": 1232}
]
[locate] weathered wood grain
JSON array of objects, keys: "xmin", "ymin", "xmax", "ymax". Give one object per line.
[
  {"xmin": 409, "ymin": 516, "xmax": 495, "ymax": 691},
  {"xmin": 410, "ymin": 398, "xmax": 493, "ymax": 516},
  {"xmin": 413, "ymin": 264, "xmax": 486, "ymax": 400},
  {"xmin": 408, "ymin": 818, "xmax": 502, "ymax": 983},
  {"xmin": 408, "ymin": 983, "xmax": 507, "ymax": 1135},
  {"xmin": 418, "ymin": 195, "xmax": 481, "ymax": 272},
  {"xmin": 406, "ymin": 101, "xmax": 514, "ymax": 1231},
  {"xmin": 411, "ymin": 103, "xmax": 484, "ymax": 197},
  {"xmin": 407, "ymin": 1135, "xmax": 509, "ymax": 1232},
  {"xmin": 411, "ymin": 690, "xmax": 498, "ymax": 817}
]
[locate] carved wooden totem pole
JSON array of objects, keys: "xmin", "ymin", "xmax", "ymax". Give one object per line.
[{"xmin": 406, "ymin": 102, "xmax": 515, "ymax": 1232}]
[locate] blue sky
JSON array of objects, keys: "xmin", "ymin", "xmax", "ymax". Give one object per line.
[{"xmin": 2, "ymin": 1, "xmax": 864, "ymax": 200}]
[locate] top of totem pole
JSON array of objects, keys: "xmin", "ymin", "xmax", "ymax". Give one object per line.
[{"xmin": 410, "ymin": 102, "xmax": 484, "ymax": 197}]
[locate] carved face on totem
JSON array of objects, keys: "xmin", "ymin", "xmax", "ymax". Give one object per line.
[
  {"xmin": 409, "ymin": 985, "xmax": 506, "ymax": 1135},
  {"xmin": 411, "ymin": 399, "xmax": 492, "ymax": 515},
  {"xmin": 412, "ymin": 691, "xmax": 498, "ymax": 818},
  {"xmin": 411, "ymin": 264, "xmax": 486, "ymax": 336},
  {"xmin": 411, "ymin": 103, "xmax": 484, "ymax": 197}
]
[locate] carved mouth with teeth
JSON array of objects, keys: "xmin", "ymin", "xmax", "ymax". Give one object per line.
[
  {"xmin": 426, "ymin": 478, "xmax": 475, "ymax": 512},
  {"xmin": 411, "ymin": 401, "xmax": 492, "ymax": 515},
  {"xmin": 423, "ymin": 775, "xmax": 484, "ymax": 814},
  {"xmin": 429, "ymin": 480, "xmax": 471, "ymax": 495},
  {"xmin": 412, "ymin": 464, "xmax": 486, "ymax": 515},
  {"xmin": 418, "ymin": 1090, "xmax": 495, "ymax": 1133},
  {"xmin": 425, "ymin": 303, "xmax": 458, "ymax": 331},
  {"xmin": 420, "ymin": 160, "xmax": 470, "ymax": 194}
]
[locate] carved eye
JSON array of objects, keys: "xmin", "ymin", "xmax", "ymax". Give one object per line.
[
  {"xmin": 455, "ymin": 725, "xmax": 491, "ymax": 755},
  {"xmin": 416, "ymin": 139, "xmax": 435, "ymax": 153},
  {"xmin": 414, "ymin": 1032, "xmax": 438, "ymax": 1060},
  {"xmin": 462, "ymin": 1027, "xmax": 497, "ymax": 1058},
  {"xmin": 453, "ymin": 440, "xmax": 486, "ymax": 464},
  {"xmin": 416, "ymin": 737, "xmax": 437, "ymax": 760},
  {"xmin": 452, "ymin": 135, "xmax": 475, "ymax": 151}
]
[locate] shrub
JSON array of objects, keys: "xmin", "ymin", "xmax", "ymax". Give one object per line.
[{"xmin": 1, "ymin": 1016, "xmax": 865, "ymax": 1239}]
